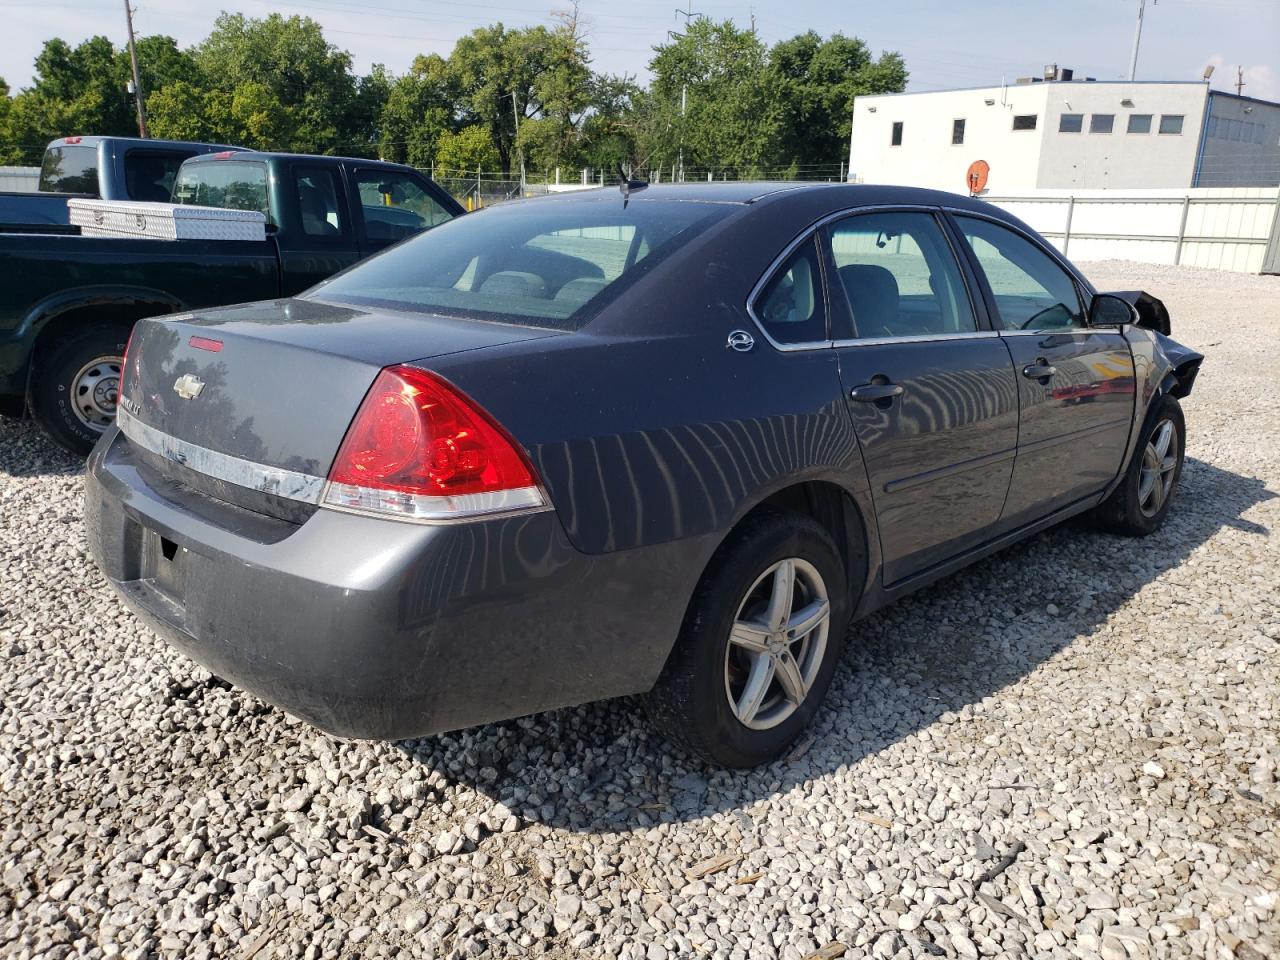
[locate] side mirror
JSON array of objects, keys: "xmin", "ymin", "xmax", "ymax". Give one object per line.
[{"xmin": 1089, "ymin": 293, "xmax": 1139, "ymax": 327}]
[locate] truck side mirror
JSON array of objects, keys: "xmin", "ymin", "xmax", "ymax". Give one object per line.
[{"xmin": 1089, "ymin": 293, "xmax": 1138, "ymax": 327}]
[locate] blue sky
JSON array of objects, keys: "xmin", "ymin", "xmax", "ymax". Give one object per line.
[{"xmin": 2, "ymin": 0, "xmax": 1278, "ymax": 100}]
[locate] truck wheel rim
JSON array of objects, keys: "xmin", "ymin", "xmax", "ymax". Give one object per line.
[
  {"xmin": 70, "ymin": 355, "xmax": 123, "ymax": 431},
  {"xmin": 724, "ymin": 557, "xmax": 830, "ymax": 731},
  {"xmin": 1138, "ymin": 419, "xmax": 1178, "ymax": 517}
]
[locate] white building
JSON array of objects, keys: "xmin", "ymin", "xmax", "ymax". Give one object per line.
[{"xmin": 847, "ymin": 72, "xmax": 1280, "ymax": 194}]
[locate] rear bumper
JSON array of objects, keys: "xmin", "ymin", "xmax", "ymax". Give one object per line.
[{"xmin": 84, "ymin": 427, "xmax": 711, "ymax": 740}]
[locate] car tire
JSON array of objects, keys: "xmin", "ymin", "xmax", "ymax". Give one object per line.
[
  {"xmin": 29, "ymin": 324, "xmax": 131, "ymax": 457},
  {"xmin": 646, "ymin": 509, "xmax": 851, "ymax": 768},
  {"xmin": 1090, "ymin": 394, "xmax": 1186, "ymax": 537}
]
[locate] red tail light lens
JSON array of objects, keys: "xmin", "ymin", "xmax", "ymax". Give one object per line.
[{"xmin": 323, "ymin": 366, "xmax": 545, "ymax": 521}]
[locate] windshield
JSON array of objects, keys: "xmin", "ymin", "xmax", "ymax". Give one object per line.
[
  {"xmin": 171, "ymin": 161, "xmax": 270, "ymax": 217},
  {"xmin": 307, "ymin": 196, "xmax": 734, "ymax": 330}
]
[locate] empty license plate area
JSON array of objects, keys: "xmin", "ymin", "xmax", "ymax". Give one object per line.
[{"xmin": 142, "ymin": 529, "xmax": 187, "ymax": 602}]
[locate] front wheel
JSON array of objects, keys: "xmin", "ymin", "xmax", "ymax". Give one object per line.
[
  {"xmin": 646, "ymin": 510, "xmax": 851, "ymax": 768},
  {"xmin": 29, "ymin": 325, "xmax": 131, "ymax": 456},
  {"xmin": 1091, "ymin": 394, "xmax": 1186, "ymax": 536}
]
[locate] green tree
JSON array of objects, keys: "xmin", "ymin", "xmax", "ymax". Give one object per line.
[
  {"xmin": 581, "ymin": 73, "xmax": 641, "ymax": 173},
  {"xmin": 194, "ymin": 13, "xmax": 359, "ymax": 153},
  {"xmin": 378, "ymin": 54, "xmax": 456, "ymax": 167},
  {"xmin": 435, "ymin": 125, "xmax": 500, "ymax": 173},
  {"xmin": 768, "ymin": 32, "xmax": 906, "ymax": 171},
  {"xmin": 644, "ymin": 19, "xmax": 781, "ymax": 177},
  {"xmin": 447, "ymin": 18, "xmax": 591, "ymax": 176}
]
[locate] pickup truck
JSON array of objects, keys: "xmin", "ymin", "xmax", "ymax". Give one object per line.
[
  {"xmin": 0, "ymin": 151, "xmax": 463, "ymax": 453},
  {"xmin": 0, "ymin": 136, "xmax": 241, "ymax": 232}
]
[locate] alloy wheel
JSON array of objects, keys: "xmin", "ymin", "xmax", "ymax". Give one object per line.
[
  {"xmin": 70, "ymin": 355, "xmax": 123, "ymax": 431},
  {"xmin": 724, "ymin": 557, "xmax": 831, "ymax": 731},
  {"xmin": 1138, "ymin": 418, "xmax": 1179, "ymax": 518}
]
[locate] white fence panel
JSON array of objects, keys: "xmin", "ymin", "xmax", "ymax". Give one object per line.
[
  {"xmin": 0, "ymin": 166, "xmax": 39, "ymax": 191},
  {"xmin": 983, "ymin": 187, "xmax": 1280, "ymax": 274}
]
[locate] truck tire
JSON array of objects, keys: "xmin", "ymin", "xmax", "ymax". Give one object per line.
[{"xmin": 30, "ymin": 324, "xmax": 132, "ymax": 456}]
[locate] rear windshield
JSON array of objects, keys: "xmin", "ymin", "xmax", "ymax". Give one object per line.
[
  {"xmin": 171, "ymin": 160, "xmax": 270, "ymax": 217},
  {"xmin": 39, "ymin": 145, "xmax": 99, "ymax": 194},
  {"xmin": 306, "ymin": 196, "xmax": 734, "ymax": 330}
]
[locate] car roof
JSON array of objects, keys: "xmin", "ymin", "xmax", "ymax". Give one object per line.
[
  {"xmin": 49, "ymin": 136, "xmax": 242, "ymax": 152},
  {"xmin": 529, "ymin": 180, "xmax": 996, "ymax": 214},
  {"xmin": 180, "ymin": 150, "xmax": 414, "ymax": 171}
]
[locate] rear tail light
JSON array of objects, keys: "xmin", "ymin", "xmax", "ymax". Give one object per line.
[
  {"xmin": 119, "ymin": 325, "xmax": 138, "ymax": 404},
  {"xmin": 323, "ymin": 365, "xmax": 546, "ymax": 522}
]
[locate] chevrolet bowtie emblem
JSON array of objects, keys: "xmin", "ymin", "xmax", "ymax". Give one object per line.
[{"xmin": 173, "ymin": 373, "xmax": 205, "ymax": 400}]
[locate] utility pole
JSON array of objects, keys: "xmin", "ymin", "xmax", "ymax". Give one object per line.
[
  {"xmin": 678, "ymin": 84, "xmax": 686, "ymax": 182},
  {"xmin": 1235, "ymin": 65, "xmax": 1245, "ymax": 96},
  {"xmin": 123, "ymin": 0, "xmax": 148, "ymax": 138},
  {"xmin": 510, "ymin": 92, "xmax": 525, "ymax": 194},
  {"xmin": 1128, "ymin": 0, "xmax": 1156, "ymax": 82}
]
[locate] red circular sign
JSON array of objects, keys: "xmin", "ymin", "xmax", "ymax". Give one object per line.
[{"xmin": 966, "ymin": 160, "xmax": 990, "ymax": 194}]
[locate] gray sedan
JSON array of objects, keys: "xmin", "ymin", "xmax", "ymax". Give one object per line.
[{"xmin": 85, "ymin": 182, "xmax": 1202, "ymax": 767}]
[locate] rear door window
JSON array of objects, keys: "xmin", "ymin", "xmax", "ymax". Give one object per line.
[
  {"xmin": 354, "ymin": 169, "xmax": 454, "ymax": 245},
  {"xmin": 172, "ymin": 161, "xmax": 270, "ymax": 217},
  {"xmin": 824, "ymin": 211, "xmax": 976, "ymax": 339},
  {"xmin": 39, "ymin": 145, "xmax": 99, "ymax": 194}
]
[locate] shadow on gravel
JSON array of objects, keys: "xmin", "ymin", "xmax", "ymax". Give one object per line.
[
  {"xmin": 0, "ymin": 417, "xmax": 83, "ymax": 478},
  {"xmin": 395, "ymin": 455, "xmax": 1274, "ymax": 833}
]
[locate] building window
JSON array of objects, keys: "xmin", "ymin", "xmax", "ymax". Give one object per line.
[
  {"xmin": 1059, "ymin": 113, "xmax": 1083, "ymax": 133},
  {"xmin": 1012, "ymin": 114, "xmax": 1037, "ymax": 131},
  {"xmin": 891, "ymin": 121, "xmax": 903, "ymax": 146},
  {"xmin": 1127, "ymin": 114, "xmax": 1152, "ymax": 134},
  {"xmin": 1090, "ymin": 114, "xmax": 1115, "ymax": 134},
  {"xmin": 952, "ymin": 118, "xmax": 965, "ymax": 145},
  {"xmin": 1159, "ymin": 114, "xmax": 1184, "ymax": 135}
]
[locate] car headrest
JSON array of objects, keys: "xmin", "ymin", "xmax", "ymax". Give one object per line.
[
  {"xmin": 479, "ymin": 271, "xmax": 547, "ymax": 299},
  {"xmin": 554, "ymin": 277, "xmax": 607, "ymax": 306},
  {"xmin": 838, "ymin": 264, "xmax": 900, "ymax": 329}
]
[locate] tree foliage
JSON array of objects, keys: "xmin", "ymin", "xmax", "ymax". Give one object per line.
[{"xmin": 0, "ymin": 14, "xmax": 907, "ymax": 175}]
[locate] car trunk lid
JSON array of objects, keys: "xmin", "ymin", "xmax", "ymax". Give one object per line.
[{"xmin": 119, "ymin": 297, "xmax": 558, "ymax": 512}]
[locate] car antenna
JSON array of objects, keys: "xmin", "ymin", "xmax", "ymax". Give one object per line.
[{"xmin": 616, "ymin": 164, "xmax": 647, "ymax": 206}]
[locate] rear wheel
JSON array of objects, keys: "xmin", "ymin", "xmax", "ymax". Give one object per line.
[
  {"xmin": 1091, "ymin": 394, "xmax": 1185, "ymax": 536},
  {"xmin": 646, "ymin": 510, "xmax": 850, "ymax": 768},
  {"xmin": 29, "ymin": 324, "xmax": 131, "ymax": 456}
]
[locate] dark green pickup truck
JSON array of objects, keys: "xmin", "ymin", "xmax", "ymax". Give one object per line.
[{"xmin": 0, "ymin": 151, "xmax": 462, "ymax": 453}]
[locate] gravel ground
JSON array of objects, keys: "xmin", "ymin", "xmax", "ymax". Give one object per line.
[{"xmin": 1, "ymin": 261, "xmax": 1277, "ymax": 960}]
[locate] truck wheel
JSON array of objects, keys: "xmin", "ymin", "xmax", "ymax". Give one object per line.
[
  {"xmin": 646, "ymin": 509, "xmax": 850, "ymax": 768},
  {"xmin": 1090, "ymin": 394, "xmax": 1186, "ymax": 537},
  {"xmin": 30, "ymin": 324, "xmax": 131, "ymax": 457}
]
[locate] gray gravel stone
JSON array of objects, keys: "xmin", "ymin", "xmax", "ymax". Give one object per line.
[{"xmin": 1, "ymin": 262, "xmax": 1278, "ymax": 959}]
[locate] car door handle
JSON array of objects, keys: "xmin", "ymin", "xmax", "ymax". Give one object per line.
[
  {"xmin": 1022, "ymin": 361, "xmax": 1057, "ymax": 380},
  {"xmin": 849, "ymin": 383, "xmax": 905, "ymax": 403}
]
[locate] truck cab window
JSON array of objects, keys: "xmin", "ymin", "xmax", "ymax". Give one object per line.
[
  {"xmin": 354, "ymin": 171, "xmax": 453, "ymax": 243},
  {"xmin": 39, "ymin": 146, "xmax": 99, "ymax": 195},
  {"xmin": 171, "ymin": 161, "xmax": 269, "ymax": 217},
  {"xmin": 295, "ymin": 169, "xmax": 345, "ymax": 237}
]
